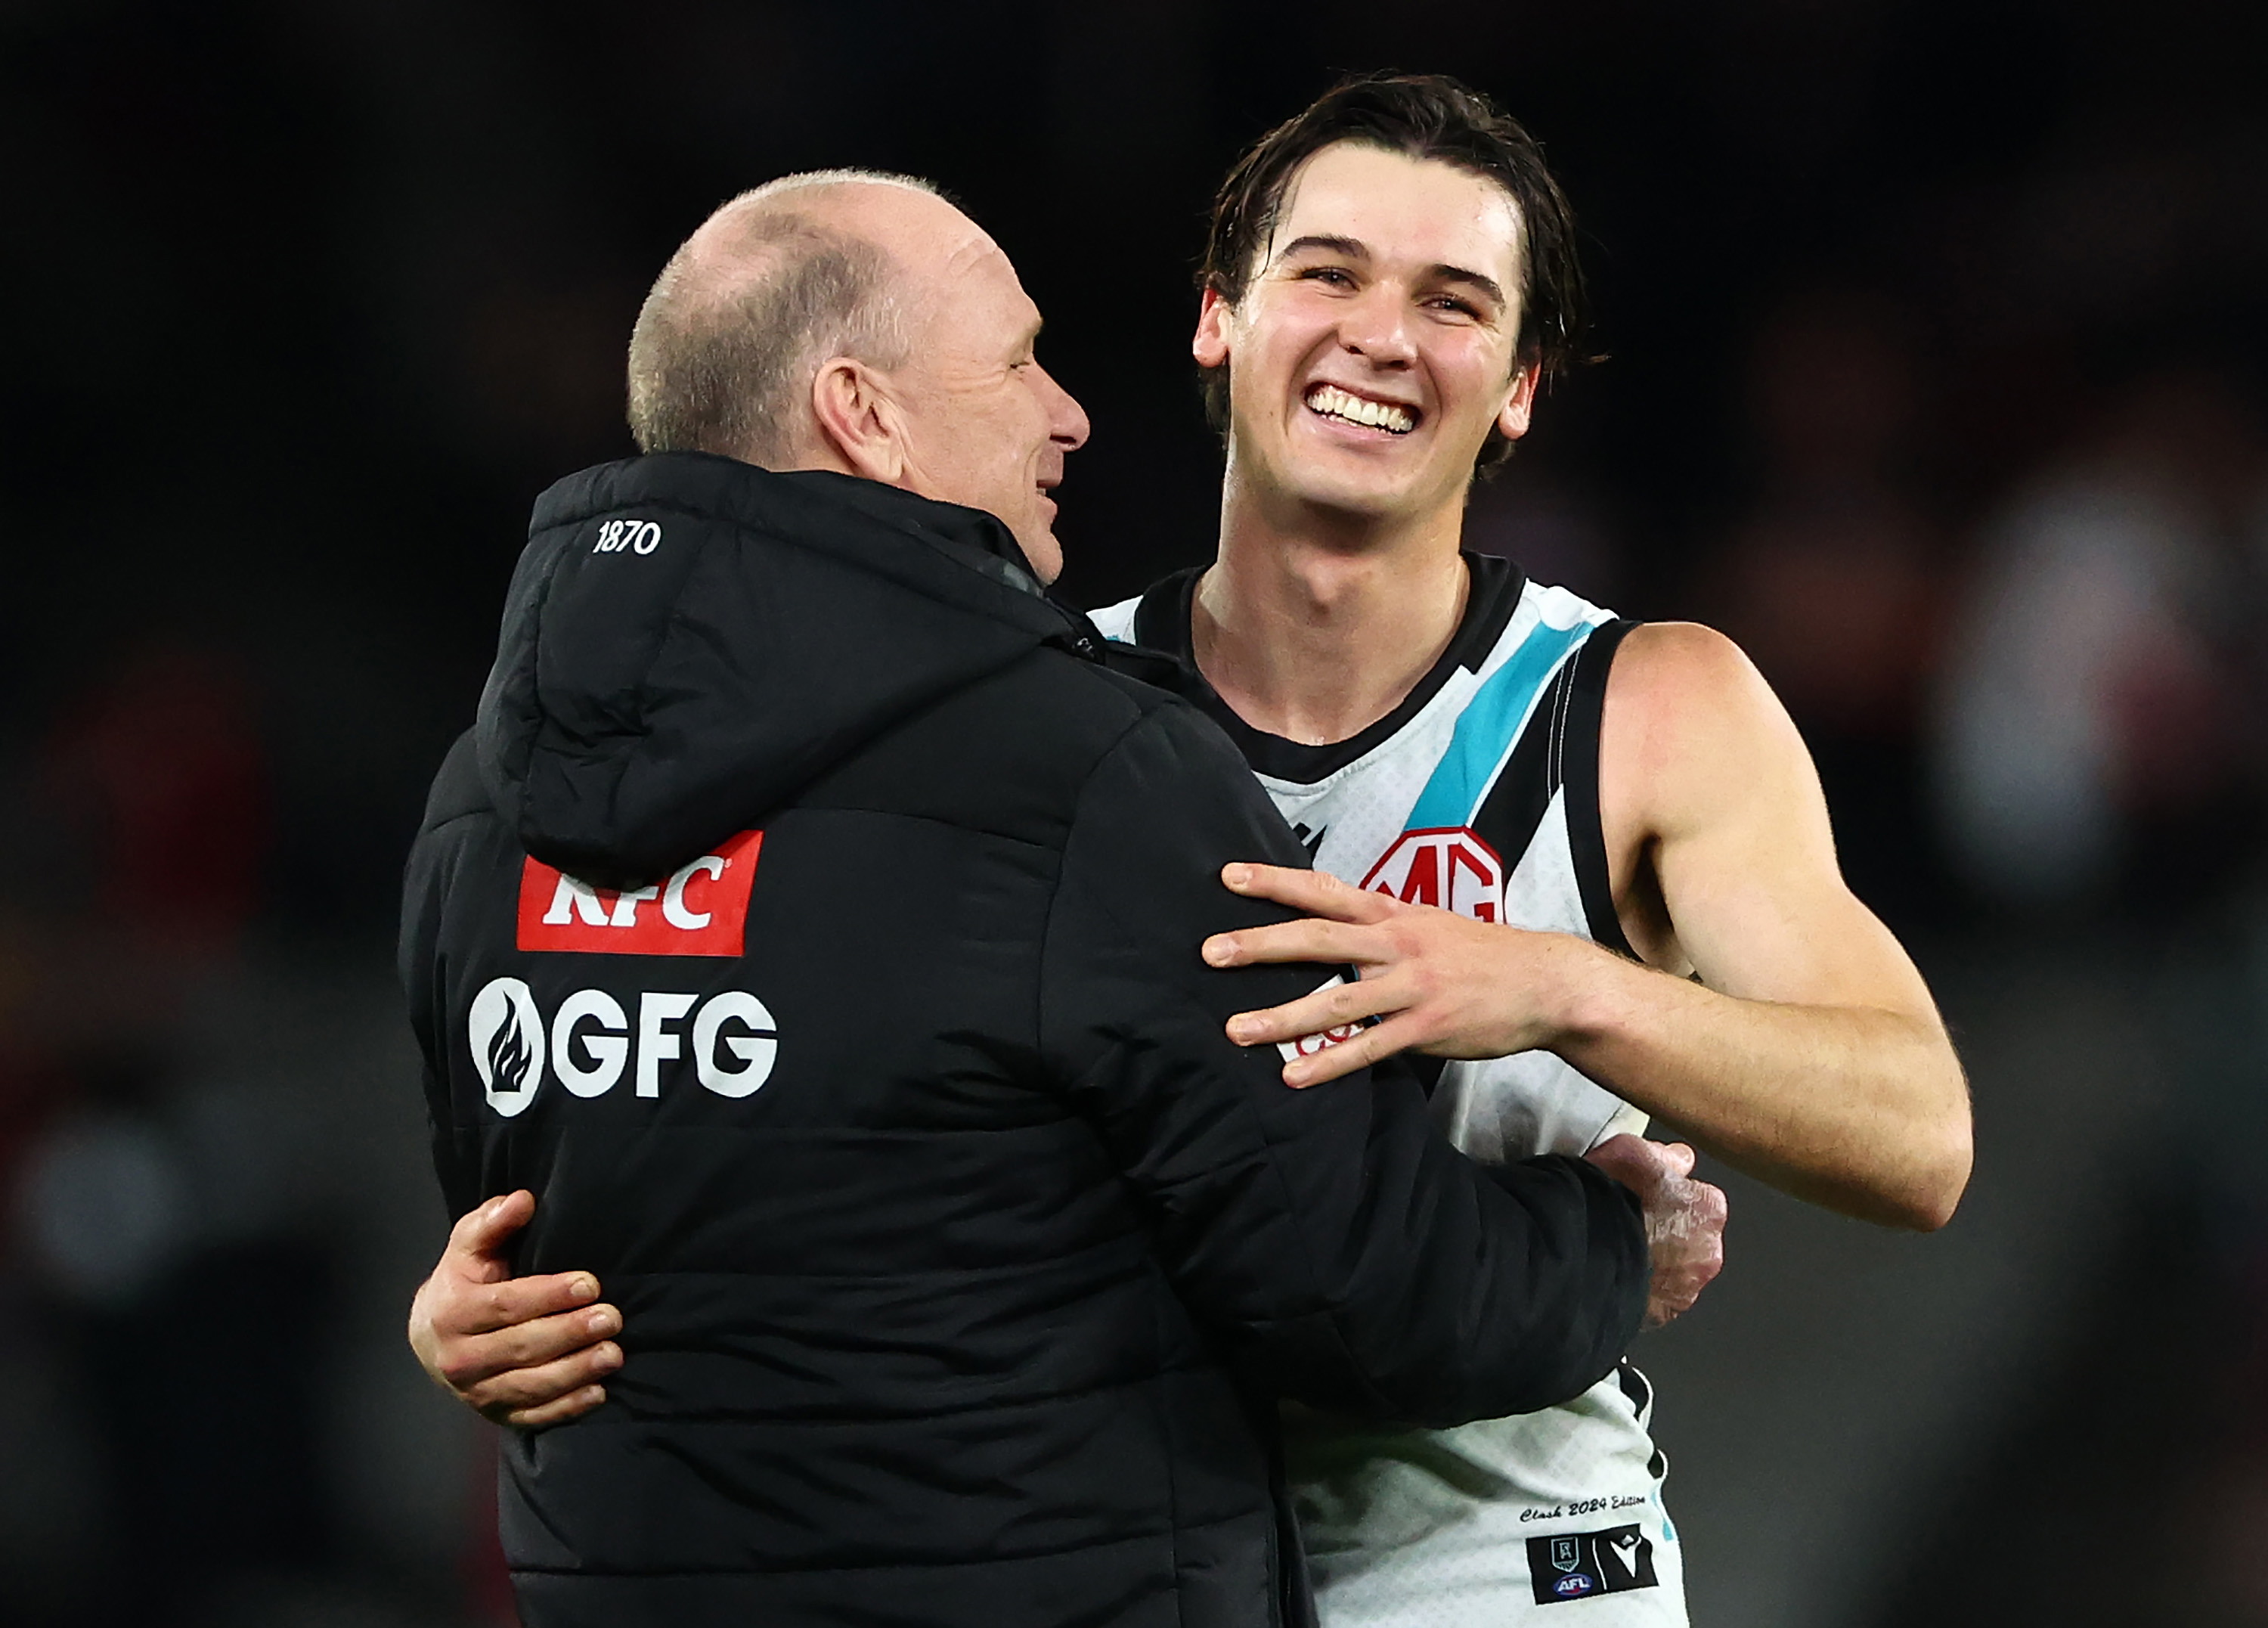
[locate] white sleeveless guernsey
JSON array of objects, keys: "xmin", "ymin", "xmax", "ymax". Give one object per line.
[{"xmin": 1092, "ymin": 555, "xmax": 1686, "ymax": 1626}]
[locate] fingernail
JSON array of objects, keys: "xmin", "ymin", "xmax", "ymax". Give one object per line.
[
  {"xmin": 1226, "ymin": 1017, "xmax": 1254, "ymax": 1043},
  {"xmin": 567, "ymin": 1275, "xmax": 597, "ymax": 1303},
  {"xmin": 1202, "ymin": 938, "xmax": 1233, "ymax": 966},
  {"xmin": 1223, "ymin": 864, "xmax": 1251, "ymax": 888},
  {"xmin": 593, "ymin": 1344, "xmax": 622, "ymax": 1373},
  {"xmin": 588, "ymin": 1307, "xmax": 621, "ymax": 1337},
  {"xmin": 1284, "ymin": 1065, "xmax": 1312, "ymax": 1089}
]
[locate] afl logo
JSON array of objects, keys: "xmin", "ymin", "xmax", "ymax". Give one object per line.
[
  {"xmin": 1360, "ymin": 826, "xmax": 1505, "ymax": 923},
  {"xmin": 469, "ymin": 977, "xmax": 546, "ymax": 1119},
  {"xmin": 1554, "ymin": 1575, "xmax": 1595, "ymax": 1598}
]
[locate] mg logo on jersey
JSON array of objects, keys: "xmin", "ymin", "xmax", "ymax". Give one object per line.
[
  {"xmin": 516, "ymin": 830, "xmax": 763, "ymax": 956},
  {"xmin": 1360, "ymin": 826, "xmax": 1505, "ymax": 923}
]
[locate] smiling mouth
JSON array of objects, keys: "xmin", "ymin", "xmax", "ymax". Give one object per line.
[{"xmin": 1304, "ymin": 383, "xmax": 1418, "ymax": 436}]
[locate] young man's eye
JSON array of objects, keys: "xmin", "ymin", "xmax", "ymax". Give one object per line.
[{"xmin": 1301, "ymin": 267, "xmax": 1355, "ymax": 287}]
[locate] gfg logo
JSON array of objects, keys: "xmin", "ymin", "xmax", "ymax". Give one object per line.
[
  {"xmin": 467, "ymin": 976, "xmax": 779, "ymax": 1118},
  {"xmin": 1360, "ymin": 826, "xmax": 1505, "ymax": 923}
]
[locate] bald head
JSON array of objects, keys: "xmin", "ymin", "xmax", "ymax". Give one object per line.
[
  {"xmin": 624, "ymin": 169, "xmax": 1089, "ymax": 581},
  {"xmin": 625, "ymin": 171, "xmax": 960, "ymax": 469}
]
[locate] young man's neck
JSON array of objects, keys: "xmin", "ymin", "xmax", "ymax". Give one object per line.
[{"xmin": 1194, "ymin": 471, "xmax": 1470, "ymax": 746}]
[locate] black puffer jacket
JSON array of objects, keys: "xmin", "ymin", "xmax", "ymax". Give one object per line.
[{"xmin": 400, "ymin": 452, "xmax": 1647, "ymax": 1628}]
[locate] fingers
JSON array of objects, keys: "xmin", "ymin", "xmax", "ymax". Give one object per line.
[
  {"xmin": 504, "ymin": 1384, "xmax": 610, "ymax": 1431},
  {"xmin": 448, "ymin": 1190, "xmax": 536, "ymax": 1265},
  {"xmin": 1226, "ymin": 975, "xmax": 1404, "ymax": 1050},
  {"xmin": 451, "ymin": 1271, "xmax": 606, "ymax": 1339},
  {"xmin": 1657, "ymin": 1142, "xmax": 1698, "ymax": 1179},
  {"xmin": 1582, "ymin": 1134, "xmax": 1663, "ymax": 1193},
  {"xmin": 1221, "ymin": 863, "xmax": 1395, "ymax": 924},
  {"xmin": 465, "ymin": 1336, "xmax": 626, "ymax": 1426},
  {"xmin": 1281, "ymin": 1014, "xmax": 1426, "ymax": 1088},
  {"xmin": 445, "ymin": 1298, "xmax": 621, "ymax": 1389},
  {"xmin": 1204, "ymin": 917, "xmax": 1377, "ymax": 970}
]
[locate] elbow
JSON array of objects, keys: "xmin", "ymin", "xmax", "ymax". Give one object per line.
[{"xmin": 1891, "ymin": 1108, "xmax": 1974, "ymax": 1233}]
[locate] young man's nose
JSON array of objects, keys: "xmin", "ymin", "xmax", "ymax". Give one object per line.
[{"xmin": 1337, "ymin": 287, "xmax": 1418, "ymax": 367}]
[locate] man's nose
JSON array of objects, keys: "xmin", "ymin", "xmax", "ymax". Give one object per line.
[
  {"xmin": 1036, "ymin": 364, "xmax": 1092, "ymax": 450},
  {"xmin": 1338, "ymin": 284, "xmax": 1417, "ymax": 367}
]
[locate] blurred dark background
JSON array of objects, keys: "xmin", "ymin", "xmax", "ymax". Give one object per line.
[{"xmin": 3, "ymin": 2, "xmax": 2265, "ymax": 1623}]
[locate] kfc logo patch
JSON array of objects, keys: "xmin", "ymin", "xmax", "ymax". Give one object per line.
[
  {"xmin": 1361, "ymin": 826, "xmax": 1505, "ymax": 922},
  {"xmin": 516, "ymin": 830, "xmax": 763, "ymax": 956}
]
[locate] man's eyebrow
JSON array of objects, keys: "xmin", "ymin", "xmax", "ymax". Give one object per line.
[
  {"xmin": 1430, "ymin": 262, "xmax": 1507, "ymax": 309},
  {"xmin": 1273, "ymin": 234, "xmax": 1369, "ymax": 265},
  {"xmin": 1272, "ymin": 234, "xmax": 1509, "ymax": 310}
]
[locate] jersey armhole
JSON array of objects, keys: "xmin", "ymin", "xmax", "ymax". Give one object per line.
[{"xmin": 1565, "ymin": 619, "xmax": 1641, "ymax": 962}]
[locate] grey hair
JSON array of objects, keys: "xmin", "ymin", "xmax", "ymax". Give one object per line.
[{"xmin": 625, "ymin": 169, "xmax": 937, "ymax": 468}]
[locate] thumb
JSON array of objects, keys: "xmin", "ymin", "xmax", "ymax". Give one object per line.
[
  {"xmin": 1656, "ymin": 1142, "xmax": 1697, "ymax": 1180},
  {"xmin": 448, "ymin": 1189, "xmax": 534, "ymax": 1265}
]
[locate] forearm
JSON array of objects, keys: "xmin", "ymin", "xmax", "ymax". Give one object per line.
[{"xmin": 1548, "ymin": 942, "xmax": 1970, "ymax": 1230}]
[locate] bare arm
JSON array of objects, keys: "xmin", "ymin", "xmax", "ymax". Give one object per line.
[{"xmin": 1204, "ymin": 623, "xmax": 1972, "ymax": 1231}]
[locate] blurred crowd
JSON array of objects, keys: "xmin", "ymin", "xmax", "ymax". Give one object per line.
[{"xmin": 2, "ymin": 1, "xmax": 2264, "ymax": 1624}]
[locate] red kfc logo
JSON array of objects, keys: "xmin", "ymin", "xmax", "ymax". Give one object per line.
[
  {"xmin": 1359, "ymin": 826, "xmax": 1505, "ymax": 923},
  {"xmin": 515, "ymin": 830, "xmax": 764, "ymax": 957}
]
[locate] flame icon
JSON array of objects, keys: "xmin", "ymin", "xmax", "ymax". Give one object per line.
[
  {"xmin": 488, "ymin": 1004, "xmax": 533, "ymax": 1096},
  {"xmin": 468, "ymin": 977, "xmax": 546, "ymax": 1117}
]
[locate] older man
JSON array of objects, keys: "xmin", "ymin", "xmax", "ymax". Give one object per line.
[{"xmin": 401, "ymin": 171, "xmax": 1712, "ymax": 1627}]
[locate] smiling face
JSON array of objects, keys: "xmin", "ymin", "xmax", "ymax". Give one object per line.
[
  {"xmin": 886, "ymin": 218, "xmax": 1089, "ymax": 582},
  {"xmin": 1194, "ymin": 141, "xmax": 1536, "ymax": 530}
]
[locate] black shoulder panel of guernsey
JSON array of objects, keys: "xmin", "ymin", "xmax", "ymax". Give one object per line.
[{"xmin": 1467, "ymin": 616, "xmax": 1640, "ymax": 959}]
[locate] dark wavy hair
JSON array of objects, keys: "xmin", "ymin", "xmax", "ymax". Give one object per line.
[{"xmin": 1198, "ymin": 73, "xmax": 1592, "ymax": 470}]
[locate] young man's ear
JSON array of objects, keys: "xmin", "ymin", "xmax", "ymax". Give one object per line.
[
  {"xmin": 1495, "ymin": 363, "xmax": 1539, "ymax": 443},
  {"xmin": 810, "ymin": 356, "xmax": 906, "ymax": 484},
  {"xmin": 1192, "ymin": 287, "xmax": 1235, "ymax": 371}
]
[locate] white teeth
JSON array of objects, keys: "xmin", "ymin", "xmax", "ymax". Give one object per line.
[{"xmin": 1304, "ymin": 384, "xmax": 1415, "ymax": 434}]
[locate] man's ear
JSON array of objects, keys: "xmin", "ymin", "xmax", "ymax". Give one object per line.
[
  {"xmin": 1192, "ymin": 287, "xmax": 1234, "ymax": 370},
  {"xmin": 1496, "ymin": 363, "xmax": 1539, "ymax": 444},
  {"xmin": 810, "ymin": 356, "xmax": 906, "ymax": 484}
]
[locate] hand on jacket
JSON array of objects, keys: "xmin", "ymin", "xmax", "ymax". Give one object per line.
[
  {"xmin": 407, "ymin": 1191, "xmax": 619, "ymax": 1428},
  {"xmin": 1582, "ymin": 1136, "xmax": 1726, "ymax": 1331}
]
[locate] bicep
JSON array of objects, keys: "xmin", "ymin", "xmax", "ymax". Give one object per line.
[{"xmin": 1612, "ymin": 623, "xmax": 1941, "ymax": 1022}]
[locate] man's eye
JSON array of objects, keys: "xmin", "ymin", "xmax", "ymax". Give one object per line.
[
  {"xmin": 1301, "ymin": 267, "xmax": 1355, "ymax": 287},
  {"xmin": 1427, "ymin": 296, "xmax": 1478, "ymax": 317}
]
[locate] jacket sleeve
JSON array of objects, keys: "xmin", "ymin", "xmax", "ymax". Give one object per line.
[
  {"xmin": 398, "ymin": 730, "xmax": 492, "ymax": 1223},
  {"xmin": 1038, "ymin": 701, "xmax": 1649, "ymax": 1428}
]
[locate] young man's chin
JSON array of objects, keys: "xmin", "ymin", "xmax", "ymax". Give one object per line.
[{"xmin": 1271, "ymin": 467, "xmax": 1439, "ymax": 526}]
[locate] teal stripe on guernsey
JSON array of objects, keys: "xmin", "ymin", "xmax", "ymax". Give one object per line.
[{"xmin": 1405, "ymin": 620, "xmax": 1594, "ymax": 829}]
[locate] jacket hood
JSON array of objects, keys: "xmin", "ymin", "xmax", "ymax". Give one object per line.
[{"xmin": 476, "ymin": 452, "xmax": 1086, "ymax": 888}]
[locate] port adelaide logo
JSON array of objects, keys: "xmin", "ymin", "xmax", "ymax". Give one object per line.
[{"xmin": 1525, "ymin": 1525, "xmax": 1659, "ymax": 1605}]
